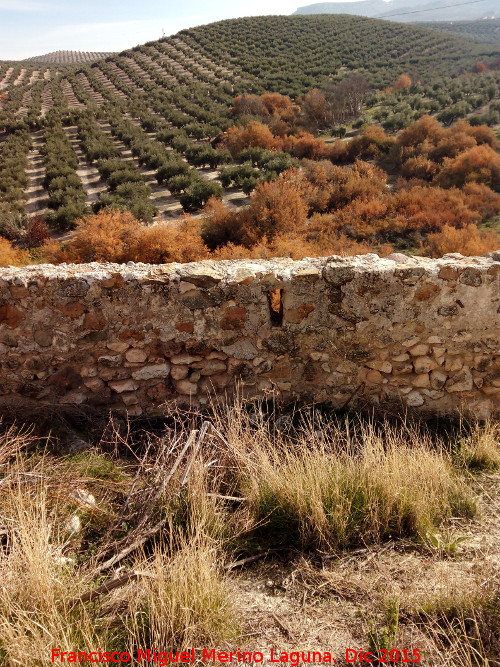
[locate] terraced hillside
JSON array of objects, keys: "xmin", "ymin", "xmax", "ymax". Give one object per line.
[
  {"xmin": 0, "ymin": 15, "xmax": 499, "ymax": 254},
  {"xmin": 23, "ymin": 51, "xmax": 116, "ymax": 64},
  {"xmin": 0, "ymin": 63, "xmax": 53, "ymax": 92},
  {"xmin": 180, "ymin": 15, "xmax": 498, "ymax": 95}
]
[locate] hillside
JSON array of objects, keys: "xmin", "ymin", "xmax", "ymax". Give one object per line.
[
  {"xmin": 0, "ymin": 16, "xmax": 497, "ymax": 119},
  {"xmin": 417, "ymin": 18, "xmax": 500, "ymax": 43},
  {"xmin": 180, "ymin": 15, "xmax": 497, "ymax": 94},
  {"xmin": 0, "ymin": 14, "xmax": 499, "ymax": 263},
  {"xmin": 23, "ymin": 51, "xmax": 116, "ymax": 64},
  {"xmin": 294, "ymin": 0, "xmax": 500, "ymax": 21}
]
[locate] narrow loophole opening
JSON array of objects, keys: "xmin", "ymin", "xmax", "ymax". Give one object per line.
[{"xmin": 267, "ymin": 288, "xmax": 283, "ymax": 327}]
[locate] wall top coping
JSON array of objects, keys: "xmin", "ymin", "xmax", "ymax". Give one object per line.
[{"xmin": 0, "ymin": 253, "xmax": 499, "ymax": 285}]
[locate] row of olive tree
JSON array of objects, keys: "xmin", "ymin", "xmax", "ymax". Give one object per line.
[
  {"xmin": 0, "ymin": 125, "xmax": 31, "ymax": 239},
  {"xmin": 40, "ymin": 121, "xmax": 87, "ymax": 228}
]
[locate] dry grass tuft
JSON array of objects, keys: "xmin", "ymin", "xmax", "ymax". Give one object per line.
[
  {"xmin": 125, "ymin": 538, "xmax": 237, "ymax": 650},
  {"xmin": 454, "ymin": 421, "xmax": 500, "ymax": 472},
  {"xmin": 413, "ymin": 575, "xmax": 500, "ymax": 666},
  {"xmin": 220, "ymin": 413, "xmax": 477, "ymax": 550},
  {"xmin": 0, "ymin": 406, "xmax": 495, "ymax": 664}
]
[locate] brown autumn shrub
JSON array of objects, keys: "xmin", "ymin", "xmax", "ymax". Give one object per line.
[
  {"xmin": 201, "ymin": 197, "xmax": 255, "ymax": 249},
  {"xmin": 468, "ymin": 126, "xmax": 499, "ymax": 149},
  {"xmin": 328, "ymin": 161, "xmax": 387, "ymax": 210},
  {"xmin": 39, "ymin": 239, "xmax": 67, "ymax": 264},
  {"xmin": 389, "ymin": 186, "xmax": 483, "ymax": 231},
  {"xmin": 283, "ymin": 131, "xmax": 331, "ymax": 159},
  {"xmin": 453, "ymin": 120, "xmax": 498, "ymax": 148},
  {"xmin": 301, "ymin": 88, "xmax": 331, "ymax": 130},
  {"xmin": 429, "ymin": 131, "xmax": 477, "ymax": 162},
  {"xmin": 391, "ymin": 118, "xmax": 499, "ymax": 182},
  {"xmin": 25, "ymin": 216, "xmax": 49, "ymax": 248},
  {"xmin": 267, "ymin": 231, "xmax": 377, "ymax": 259},
  {"xmin": 129, "ymin": 217, "xmax": 209, "ymax": 264},
  {"xmin": 209, "ymin": 242, "xmax": 261, "ymax": 260},
  {"xmin": 248, "ymin": 168, "xmax": 311, "ymax": 241},
  {"xmin": 209, "ymin": 231, "xmax": 378, "ymax": 261},
  {"xmin": 395, "ymin": 73, "xmax": 412, "ymax": 90},
  {"xmin": 397, "ymin": 115, "xmax": 446, "ymax": 149},
  {"xmin": 218, "ymin": 121, "xmax": 281, "ymax": 157},
  {"xmin": 326, "ymin": 139, "xmax": 350, "ymax": 163},
  {"xmin": 232, "ymin": 94, "xmax": 267, "ymax": 118},
  {"xmin": 232, "ymin": 93, "xmax": 300, "ymax": 131},
  {"xmin": 302, "ymin": 159, "xmax": 387, "ymax": 212},
  {"xmin": 260, "ymin": 93, "xmax": 300, "ymax": 132},
  {"xmin": 0, "ymin": 237, "xmax": 30, "ymax": 267},
  {"xmin": 384, "ymin": 73, "xmax": 412, "ymax": 95},
  {"xmin": 402, "ymin": 156, "xmax": 439, "ymax": 181},
  {"xmin": 460, "ymin": 182, "xmax": 500, "ymax": 218},
  {"xmin": 346, "ymin": 125, "xmax": 395, "ymax": 161},
  {"xmin": 320, "ymin": 184, "xmax": 500, "ymax": 243},
  {"xmin": 423, "ymin": 224, "xmax": 500, "ymax": 257},
  {"xmin": 436, "ymin": 144, "xmax": 500, "ymax": 191},
  {"xmin": 473, "ymin": 61, "xmax": 490, "ymax": 73},
  {"xmin": 42, "ymin": 209, "xmax": 141, "ymax": 264}
]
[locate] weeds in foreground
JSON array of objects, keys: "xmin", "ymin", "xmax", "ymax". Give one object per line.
[
  {"xmin": 414, "ymin": 577, "xmax": 500, "ymax": 666},
  {"xmin": 423, "ymin": 529, "xmax": 470, "ymax": 558},
  {"xmin": 454, "ymin": 421, "xmax": 500, "ymax": 472},
  {"xmin": 125, "ymin": 538, "xmax": 237, "ymax": 650},
  {"xmin": 224, "ymin": 416, "xmax": 477, "ymax": 550},
  {"xmin": 367, "ymin": 598, "xmax": 400, "ymax": 654},
  {"xmin": 0, "ymin": 407, "xmax": 496, "ymax": 664}
]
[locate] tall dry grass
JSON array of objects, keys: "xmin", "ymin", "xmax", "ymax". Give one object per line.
[
  {"xmin": 215, "ymin": 408, "xmax": 477, "ymax": 549},
  {"xmin": 412, "ymin": 575, "xmax": 500, "ymax": 666},
  {"xmin": 0, "ymin": 428, "xmax": 234, "ymax": 663},
  {"xmin": 0, "ymin": 408, "xmax": 496, "ymax": 664}
]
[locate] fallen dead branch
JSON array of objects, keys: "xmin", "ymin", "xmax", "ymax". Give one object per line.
[
  {"xmin": 94, "ymin": 422, "xmax": 212, "ymax": 574},
  {"xmin": 67, "ymin": 569, "xmax": 155, "ymax": 608}
]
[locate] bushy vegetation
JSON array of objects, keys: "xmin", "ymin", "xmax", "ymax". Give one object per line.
[
  {"xmin": 417, "ymin": 18, "xmax": 500, "ymax": 44},
  {"xmin": 0, "ymin": 126, "xmax": 31, "ymax": 238},
  {"xmin": 2, "ymin": 111, "xmax": 499, "ymax": 266},
  {"xmin": 0, "ymin": 408, "xmax": 496, "ymax": 663},
  {"xmin": 23, "ymin": 50, "xmax": 116, "ymax": 64}
]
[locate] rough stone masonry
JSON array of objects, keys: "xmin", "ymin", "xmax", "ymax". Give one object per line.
[{"xmin": 0, "ymin": 253, "xmax": 498, "ymax": 418}]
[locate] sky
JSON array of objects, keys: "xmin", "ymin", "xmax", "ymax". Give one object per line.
[{"xmin": 0, "ymin": 0, "xmax": 360, "ymax": 60}]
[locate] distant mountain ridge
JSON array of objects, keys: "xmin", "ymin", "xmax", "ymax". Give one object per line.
[
  {"xmin": 294, "ymin": 0, "xmax": 500, "ymax": 22},
  {"xmin": 416, "ymin": 18, "xmax": 500, "ymax": 43}
]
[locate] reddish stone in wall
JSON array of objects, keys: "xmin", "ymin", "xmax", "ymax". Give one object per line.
[
  {"xmin": 285, "ymin": 303, "xmax": 315, "ymax": 323},
  {"xmin": 57, "ymin": 301, "xmax": 85, "ymax": 318},
  {"xmin": 119, "ymin": 329, "xmax": 145, "ymax": 341},
  {"xmin": 0, "ymin": 304, "xmax": 25, "ymax": 328},
  {"xmin": 48, "ymin": 367, "xmax": 82, "ymax": 394},
  {"xmin": 220, "ymin": 307, "xmax": 247, "ymax": 330},
  {"xmin": 102, "ymin": 273, "xmax": 125, "ymax": 289},
  {"xmin": 176, "ymin": 321, "xmax": 194, "ymax": 333},
  {"xmin": 83, "ymin": 311, "xmax": 106, "ymax": 331},
  {"xmin": 415, "ymin": 283, "xmax": 439, "ymax": 301}
]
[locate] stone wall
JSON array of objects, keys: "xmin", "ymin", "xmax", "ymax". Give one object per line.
[{"xmin": 0, "ymin": 253, "xmax": 499, "ymax": 419}]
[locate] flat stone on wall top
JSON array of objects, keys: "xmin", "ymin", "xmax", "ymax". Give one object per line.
[{"xmin": 0, "ymin": 253, "xmax": 498, "ymax": 418}]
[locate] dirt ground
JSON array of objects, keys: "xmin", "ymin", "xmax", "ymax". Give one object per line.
[{"xmin": 228, "ymin": 472, "xmax": 499, "ymax": 666}]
